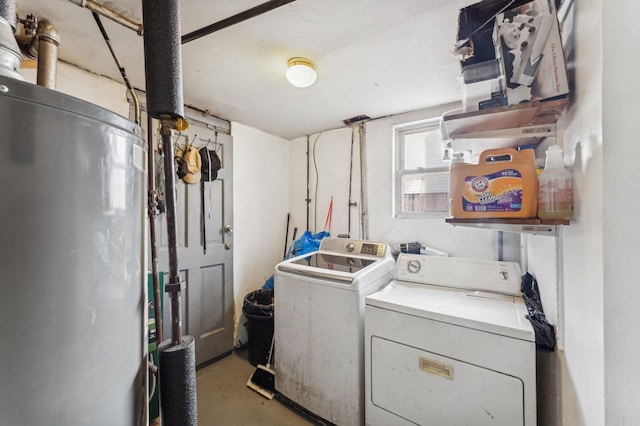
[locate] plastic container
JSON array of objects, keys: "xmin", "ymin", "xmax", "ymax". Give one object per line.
[
  {"xmin": 537, "ymin": 145, "xmax": 573, "ymax": 220},
  {"xmin": 243, "ymin": 289, "xmax": 274, "ymax": 366},
  {"xmin": 450, "ymin": 147, "xmax": 537, "ymax": 218}
]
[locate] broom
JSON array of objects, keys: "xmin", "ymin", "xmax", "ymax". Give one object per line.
[{"xmin": 246, "ymin": 332, "xmax": 275, "ymax": 399}]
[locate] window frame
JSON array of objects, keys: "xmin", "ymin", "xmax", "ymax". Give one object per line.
[{"xmin": 393, "ymin": 118, "xmax": 450, "ymax": 219}]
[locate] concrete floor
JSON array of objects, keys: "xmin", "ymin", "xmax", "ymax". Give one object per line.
[{"xmin": 152, "ymin": 348, "xmax": 316, "ymax": 425}]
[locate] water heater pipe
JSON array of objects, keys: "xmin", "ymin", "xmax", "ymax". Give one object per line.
[
  {"xmin": 160, "ymin": 120, "xmax": 186, "ymax": 346},
  {"xmin": 67, "ymin": 0, "xmax": 143, "ymax": 35},
  {"xmin": 34, "ymin": 20, "xmax": 60, "ymax": 89},
  {"xmin": 0, "ymin": 16, "xmax": 23, "ymax": 80},
  {"xmin": 0, "ymin": 0, "xmax": 16, "ymax": 31}
]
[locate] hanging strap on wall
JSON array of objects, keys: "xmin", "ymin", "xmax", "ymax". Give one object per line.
[{"xmin": 201, "ymin": 179, "xmax": 207, "ymax": 254}]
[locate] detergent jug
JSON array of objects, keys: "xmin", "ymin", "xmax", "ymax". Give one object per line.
[{"xmin": 450, "ymin": 147, "xmax": 537, "ymax": 218}]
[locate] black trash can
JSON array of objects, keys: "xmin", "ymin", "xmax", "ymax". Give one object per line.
[{"xmin": 243, "ymin": 288, "xmax": 274, "ymax": 366}]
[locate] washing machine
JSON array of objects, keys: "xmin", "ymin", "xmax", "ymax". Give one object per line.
[
  {"xmin": 274, "ymin": 237, "xmax": 395, "ymax": 426},
  {"xmin": 365, "ymin": 254, "xmax": 536, "ymax": 426}
]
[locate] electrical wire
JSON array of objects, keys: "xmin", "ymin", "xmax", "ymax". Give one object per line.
[
  {"xmin": 148, "ymin": 354, "xmax": 158, "ymax": 403},
  {"xmin": 92, "ymin": 12, "xmax": 140, "ymax": 125},
  {"xmin": 457, "ymin": 0, "xmax": 516, "ymax": 46}
]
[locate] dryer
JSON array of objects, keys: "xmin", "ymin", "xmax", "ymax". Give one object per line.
[
  {"xmin": 275, "ymin": 238, "xmax": 394, "ymax": 426},
  {"xmin": 365, "ymin": 254, "xmax": 536, "ymax": 426}
]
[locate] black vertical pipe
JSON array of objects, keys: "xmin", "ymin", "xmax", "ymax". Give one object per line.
[
  {"xmin": 142, "ymin": 0, "xmax": 184, "ymax": 119},
  {"xmin": 141, "ymin": 1, "xmax": 196, "ymax": 425},
  {"xmin": 141, "ymin": 0, "xmax": 185, "ymax": 345}
]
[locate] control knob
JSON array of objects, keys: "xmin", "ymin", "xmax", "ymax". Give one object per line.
[{"xmin": 407, "ymin": 259, "xmax": 421, "ymax": 273}]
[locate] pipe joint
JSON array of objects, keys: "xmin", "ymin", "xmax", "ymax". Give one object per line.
[
  {"xmin": 165, "ymin": 280, "xmax": 185, "ymax": 293},
  {"xmin": 36, "ymin": 20, "xmax": 61, "ymax": 46},
  {"xmin": 160, "ymin": 116, "xmax": 189, "ymax": 135}
]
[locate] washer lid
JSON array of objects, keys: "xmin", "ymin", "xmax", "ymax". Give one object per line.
[{"xmin": 366, "ymin": 281, "xmax": 535, "ymax": 341}]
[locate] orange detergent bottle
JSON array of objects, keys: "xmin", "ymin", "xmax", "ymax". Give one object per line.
[{"xmin": 450, "ymin": 147, "xmax": 537, "ymax": 218}]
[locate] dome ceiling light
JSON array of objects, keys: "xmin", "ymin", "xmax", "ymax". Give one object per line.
[{"xmin": 286, "ymin": 57, "xmax": 317, "ymax": 88}]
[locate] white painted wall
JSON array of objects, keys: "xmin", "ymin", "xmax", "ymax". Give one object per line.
[
  {"xmin": 602, "ymin": 1, "xmax": 640, "ymax": 425},
  {"xmin": 289, "ymin": 105, "xmax": 521, "ymax": 261},
  {"xmin": 526, "ymin": 0, "xmax": 632, "ymax": 424},
  {"xmin": 231, "ymin": 123, "xmax": 290, "ymax": 344},
  {"xmin": 552, "ymin": 0, "xmax": 604, "ymax": 421},
  {"xmin": 20, "ymin": 62, "xmax": 129, "ymax": 117},
  {"xmin": 288, "ymin": 127, "xmax": 361, "ymax": 239}
]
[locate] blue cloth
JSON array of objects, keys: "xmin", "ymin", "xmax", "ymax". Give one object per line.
[
  {"xmin": 262, "ymin": 230, "xmax": 330, "ymax": 289},
  {"xmin": 290, "ymin": 230, "xmax": 330, "ymax": 257},
  {"xmin": 262, "ymin": 275, "xmax": 274, "ymax": 289}
]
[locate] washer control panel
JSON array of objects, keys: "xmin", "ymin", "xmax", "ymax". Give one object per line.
[{"xmin": 320, "ymin": 237, "xmax": 387, "ymax": 258}]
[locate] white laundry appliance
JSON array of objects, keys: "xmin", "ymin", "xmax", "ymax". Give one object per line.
[
  {"xmin": 274, "ymin": 237, "xmax": 395, "ymax": 426},
  {"xmin": 365, "ymin": 254, "xmax": 536, "ymax": 426}
]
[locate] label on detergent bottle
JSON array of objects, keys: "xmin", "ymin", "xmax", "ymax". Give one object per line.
[{"xmin": 462, "ymin": 169, "xmax": 523, "ymax": 212}]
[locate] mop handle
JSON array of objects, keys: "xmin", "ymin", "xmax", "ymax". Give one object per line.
[{"xmin": 266, "ymin": 333, "xmax": 275, "ymax": 368}]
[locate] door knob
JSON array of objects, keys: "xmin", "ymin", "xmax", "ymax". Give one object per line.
[{"xmin": 224, "ymin": 225, "xmax": 233, "ymax": 233}]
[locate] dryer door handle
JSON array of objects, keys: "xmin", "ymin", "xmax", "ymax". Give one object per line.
[{"xmin": 419, "ymin": 356, "xmax": 454, "ymax": 380}]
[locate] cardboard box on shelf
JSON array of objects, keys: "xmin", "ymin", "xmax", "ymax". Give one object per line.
[
  {"xmin": 494, "ymin": 0, "xmax": 568, "ymax": 104},
  {"xmin": 456, "ymin": 0, "xmax": 568, "ymax": 110}
]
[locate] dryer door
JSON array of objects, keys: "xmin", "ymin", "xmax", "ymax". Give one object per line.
[{"xmin": 370, "ymin": 337, "xmax": 525, "ymax": 425}]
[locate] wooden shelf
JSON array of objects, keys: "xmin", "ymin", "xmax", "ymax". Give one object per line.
[{"xmin": 445, "ymin": 217, "xmax": 570, "ymax": 235}]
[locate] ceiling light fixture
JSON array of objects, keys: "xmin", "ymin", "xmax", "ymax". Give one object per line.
[{"xmin": 286, "ymin": 57, "xmax": 317, "ymax": 88}]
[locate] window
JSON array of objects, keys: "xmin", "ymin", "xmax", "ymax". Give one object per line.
[{"xmin": 395, "ymin": 119, "xmax": 450, "ymax": 217}]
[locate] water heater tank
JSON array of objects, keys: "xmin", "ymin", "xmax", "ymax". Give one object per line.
[{"xmin": 0, "ymin": 75, "xmax": 147, "ymax": 425}]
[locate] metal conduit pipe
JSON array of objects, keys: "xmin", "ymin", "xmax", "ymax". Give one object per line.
[
  {"xmin": 67, "ymin": 0, "xmax": 143, "ymax": 35},
  {"xmin": 0, "ymin": 0, "xmax": 24, "ymax": 81},
  {"xmin": 0, "ymin": 17, "xmax": 23, "ymax": 80},
  {"xmin": 0, "ymin": 0, "xmax": 16, "ymax": 31},
  {"xmin": 147, "ymin": 115, "xmax": 163, "ymax": 345},
  {"xmin": 35, "ymin": 19, "xmax": 60, "ymax": 89},
  {"xmin": 181, "ymin": 0, "xmax": 296, "ymax": 44},
  {"xmin": 358, "ymin": 123, "xmax": 369, "ymax": 240}
]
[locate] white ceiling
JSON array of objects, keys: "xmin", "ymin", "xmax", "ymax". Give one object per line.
[{"xmin": 15, "ymin": 0, "xmax": 471, "ymax": 139}]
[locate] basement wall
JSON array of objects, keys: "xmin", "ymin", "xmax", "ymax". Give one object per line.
[{"xmin": 288, "ymin": 104, "xmax": 521, "ymax": 262}]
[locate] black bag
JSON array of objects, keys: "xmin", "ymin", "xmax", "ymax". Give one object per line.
[
  {"xmin": 199, "ymin": 147, "xmax": 221, "ymax": 182},
  {"xmin": 198, "ymin": 147, "xmax": 222, "ymax": 254},
  {"xmin": 175, "ymin": 155, "xmax": 188, "ymax": 179},
  {"xmin": 521, "ymin": 272, "xmax": 556, "ymax": 352}
]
